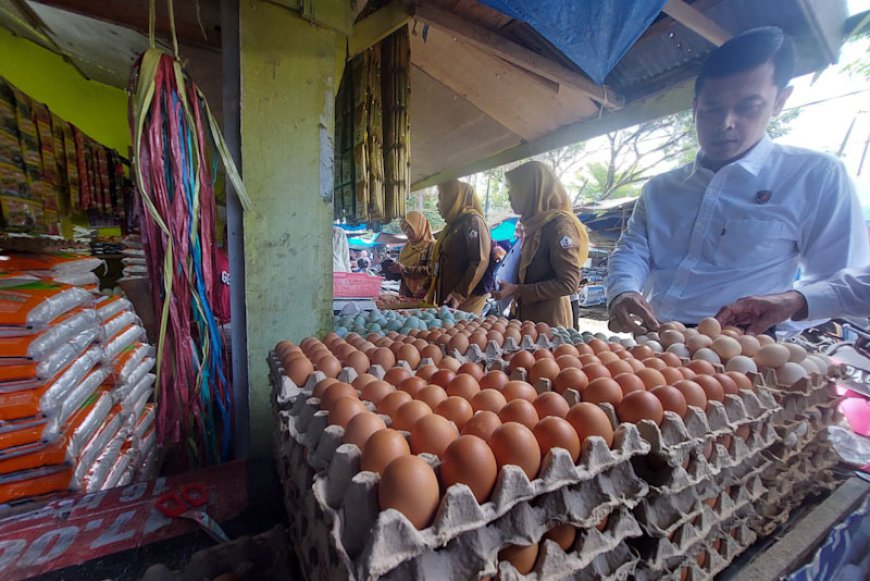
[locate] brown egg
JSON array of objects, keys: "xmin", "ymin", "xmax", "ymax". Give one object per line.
[
  {"xmin": 393, "ymin": 400, "xmax": 433, "ymax": 431},
  {"xmin": 579, "ymin": 354, "xmax": 601, "ymax": 367},
  {"xmin": 627, "ymin": 358, "xmax": 647, "ymax": 373},
  {"xmin": 286, "ymin": 356, "xmax": 314, "ymax": 387},
  {"xmin": 582, "ymin": 363, "xmax": 612, "ymax": 382},
  {"xmin": 574, "ymin": 343, "xmax": 594, "ymax": 356},
  {"xmin": 487, "ymin": 330, "xmax": 505, "ymax": 346},
  {"xmin": 479, "ymin": 370, "xmax": 510, "ymax": 391},
  {"xmin": 416, "ymin": 385, "xmax": 448, "ymax": 410},
  {"xmin": 415, "ymin": 364, "xmax": 438, "ymax": 381},
  {"xmin": 377, "ymin": 391, "xmax": 413, "ymax": 417},
  {"xmin": 499, "ymin": 543, "xmax": 539, "ymax": 575},
  {"xmin": 589, "ymin": 339, "xmax": 610, "ymax": 354},
  {"xmin": 378, "ymin": 455, "xmax": 441, "ymax": 530},
  {"xmin": 448, "ymin": 333, "xmax": 470, "ymax": 355},
  {"xmin": 714, "ymin": 372, "xmax": 739, "ymax": 396},
  {"xmin": 361, "ymin": 429, "xmax": 410, "ymax": 473},
  {"xmin": 596, "ymin": 514, "xmax": 609, "ymax": 532},
  {"xmin": 461, "ymin": 410, "xmax": 502, "ymax": 442},
  {"xmin": 469, "ymin": 331, "xmax": 488, "ymax": 350},
  {"xmin": 275, "ymin": 340, "xmax": 298, "ymax": 357},
  {"xmin": 446, "ymin": 374, "xmax": 481, "ymax": 400},
  {"xmin": 410, "ymin": 414, "xmax": 460, "ymax": 458},
  {"xmin": 530, "ymin": 358, "xmax": 561, "ymax": 385},
  {"xmin": 384, "ymin": 366, "xmax": 412, "ymax": 387},
  {"xmin": 636, "ymin": 368, "xmax": 666, "ymax": 389},
  {"xmin": 686, "ymin": 359, "xmax": 716, "ymax": 376},
  {"xmin": 435, "ymin": 396, "xmax": 474, "ymax": 430},
  {"xmin": 396, "ymin": 344, "xmax": 421, "ymax": 369},
  {"xmin": 613, "ymin": 372, "xmax": 646, "ymax": 396},
  {"xmin": 398, "ymin": 376, "xmax": 427, "ymax": 397},
  {"xmin": 333, "ymin": 343, "xmax": 355, "ymax": 360},
  {"xmin": 567, "ymin": 403, "xmax": 614, "ymax": 448},
  {"xmin": 659, "ymin": 367, "xmax": 684, "ymax": 385},
  {"xmin": 556, "ymin": 355, "xmax": 584, "ymax": 370},
  {"xmin": 659, "ymin": 352, "xmax": 683, "ymax": 368},
  {"xmin": 543, "ymin": 523, "xmax": 577, "ymax": 551},
  {"xmin": 631, "ymin": 345, "xmax": 655, "ymax": 360},
  {"xmin": 680, "ymin": 367, "xmax": 697, "ymax": 379},
  {"xmin": 735, "ymin": 423, "xmax": 751, "ymax": 441},
  {"xmin": 533, "ymin": 348, "xmax": 555, "ymax": 361},
  {"xmin": 605, "ymin": 359, "xmax": 634, "ymax": 377},
  {"xmin": 344, "ymin": 412, "xmax": 387, "ymax": 449},
  {"xmin": 490, "ymin": 423, "xmax": 542, "ymax": 480},
  {"xmin": 726, "ymin": 371, "xmax": 753, "ymax": 391},
  {"xmin": 534, "ymin": 416, "xmax": 581, "ymax": 463},
  {"xmin": 471, "ymin": 389, "xmax": 508, "ymax": 413},
  {"xmin": 503, "ymin": 381, "xmax": 538, "ymax": 403},
  {"xmin": 584, "ymin": 378, "xmax": 623, "ymax": 406},
  {"xmin": 420, "ymin": 345, "xmax": 443, "ymax": 365},
  {"xmin": 642, "ymin": 357, "xmax": 668, "ymax": 371},
  {"xmin": 346, "ymin": 351, "xmax": 370, "ymax": 374},
  {"xmin": 321, "ymin": 382, "xmax": 358, "ymax": 410},
  {"xmin": 430, "ymin": 369, "xmax": 457, "ymax": 389},
  {"xmin": 352, "ymin": 373, "xmax": 378, "ymax": 391},
  {"xmin": 597, "ymin": 351, "xmax": 619, "ymax": 365},
  {"xmin": 554, "ymin": 344, "xmax": 580, "ymax": 359},
  {"xmin": 553, "ymin": 368, "xmax": 589, "ymax": 395},
  {"xmin": 650, "ymin": 385, "xmax": 688, "ymax": 418},
  {"xmin": 313, "ymin": 377, "xmax": 339, "ymax": 399},
  {"xmin": 617, "ymin": 391, "xmax": 665, "ymax": 425},
  {"xmin": 508, "ymin": 350, "xmax": 536, "ymax": 373},
  {"xmin": 360, "ymin": 380, "xmax": 395, "ymax": 405},
  {"xmin": 533, "ymin": 392, "xmax": 570, "ymax": 419},
  {"xmin": 329, "ymin": 397, "xmax": 368, "ymax": 428},
  {"xmin": 440, "ymin": 435, "xmax": 498, "ymax": 504},
  {"xmin": 457, "ymin": 362, "xmax": 485, "ymax": 381},
  {"xmin": 694, "ymin": 375, "xmax": 725, "ymax": 407},
  {"xmin": 499, "ymin": 399, "xmax": 540, "ymax": 430},
  {"xmin": 315, "ymin": 355, "xmax": 341, "ymax": 379},
  {"xmin": 673, "ymin": 380, "xmax": 708, "ymax": 411}
]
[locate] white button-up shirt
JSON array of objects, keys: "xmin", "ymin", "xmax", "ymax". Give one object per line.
[
  {"xmin": 800, "ymin": 266, "xmax": 870, "ymax": 320},
  {"xmin": 607, "ymin": 136, "xmax": 870, "ymax": 324}
]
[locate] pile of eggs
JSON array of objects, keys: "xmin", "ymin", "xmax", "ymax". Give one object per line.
[{"xmin": 333, "ymin": 306, "xmax": 476, "ymax": 337}]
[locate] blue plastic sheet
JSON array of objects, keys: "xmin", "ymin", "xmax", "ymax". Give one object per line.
[
  {"xmin": 789, "ymin": 495, "xmax": 870, "ymax": 581},
  {"xmin": 479, "ymin": 0, "xmax": 667, "ymax": 85}
]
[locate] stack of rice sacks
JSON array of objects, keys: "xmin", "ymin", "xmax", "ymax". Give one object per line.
[{"xmin": 119, "ymin": 235, "xmax": 148, "ymax": 282}]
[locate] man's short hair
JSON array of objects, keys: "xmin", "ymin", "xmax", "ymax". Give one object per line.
[{"xmin": 695, "ymin": 27, "xmax": 795, "ymax": 97}]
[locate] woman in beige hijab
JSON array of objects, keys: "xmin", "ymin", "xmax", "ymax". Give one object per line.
[
  {"xmin": 426, "ymin": 180, "xmax": 491, "ymax": 313},
  {"xmin": 493, "ymin": 161, "xmax": 589, "ymax": 328},
  {"xmin": 392, "ymin": 211, "xmax": 436, "ymax": 298}
]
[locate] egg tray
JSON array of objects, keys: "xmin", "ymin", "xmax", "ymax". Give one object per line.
[
  {"xmin": 496, "ymin": 540, "xmax": 639, "ymax": 581},
  {"xmin": 770, "ymin": 394, "xmax": 843, "ymax": 432},
  {"xmin": 314, "ymin": 460, "xmax": 649, "ymax": 581},
  {"xmin": 764, "ymin": 412, "xmax": 838, "ymax": 465}
]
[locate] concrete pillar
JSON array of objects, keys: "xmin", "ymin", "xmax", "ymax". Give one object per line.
[{"xmin": 240, "ymin": 0, "xmax": 350, "ymax": 454}]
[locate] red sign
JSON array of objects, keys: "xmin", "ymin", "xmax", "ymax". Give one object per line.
[{"xmin": 0, "ymin": 461, "xmax": 248, "ymax": 580}]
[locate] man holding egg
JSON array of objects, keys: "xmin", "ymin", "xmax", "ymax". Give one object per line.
[{"xmin": 606, "ymin": 27, "xmax": 869, "ymax": 335}]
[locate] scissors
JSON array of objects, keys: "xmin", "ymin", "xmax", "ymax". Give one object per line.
[{"xmin": 156, "ymin": 482, "xmax": 230, "ymax": 543}]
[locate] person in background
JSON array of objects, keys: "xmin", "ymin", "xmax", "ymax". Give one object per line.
[
  {"xmin": 606, "ymin": 27, "xmax": 869, "ymax": 335},
  {"xmin": 427, "ymin": 179, "xmax": 491, "ymax": 313},
  {"xmin": 332, "ymin": 226, "xmax": 352, "ymax": 273},
  {"xmin": 494, "ymin": 221, "xmax": 524, "ymax": 317},
  {"xmin": 716, "ymin": 265, "xmax": 870, "ymax": 334},
  {"xmin": 390, "ymin": 211, "xmax": 436, "ymax": 299},
  {"xmin": 493, "ymin": 161, "xmax": 589, "ymax": 328}
]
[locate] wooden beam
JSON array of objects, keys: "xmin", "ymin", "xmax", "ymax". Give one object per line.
[
  {"xmin": 348, "ymin": 0, "xmax": 414, "ymax": 57},
  {"xmin": 662, "ymin": 0, "xmax": 731, "ymax": 46},
  {"xmin": 28, "ymin": 0, "xmax": 221, "ymax": 50},
  {"xmin": 415, "ymin": 3, "xmax": 623, "ymax": 110}
]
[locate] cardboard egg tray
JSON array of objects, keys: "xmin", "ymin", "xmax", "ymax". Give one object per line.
[{"xmin": 497, "ymin": 540, "xmax": 639, "ymax": 581}]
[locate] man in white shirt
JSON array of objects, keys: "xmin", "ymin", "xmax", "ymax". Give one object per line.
[{"xmin": 607, "ymin": 27, "xmax": 869, "ymax": 334}]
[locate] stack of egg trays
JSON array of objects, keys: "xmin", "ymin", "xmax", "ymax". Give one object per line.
[{"xmin": 269, "ymin": 354, "xmax": 651, "ymax": 581}]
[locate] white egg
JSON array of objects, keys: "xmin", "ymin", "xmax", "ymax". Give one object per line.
[
  {"xmin": 756, "ymin": 334, "xmax": 775, "ymax": 346},
  {"xmin": 635, "ymin": 335, "xmax": 650, "ymax": 345},
  {"xmin": 711, "ymin": 336, "xmax": 742, "ymax": 360},
  {"xmin": 736, "ymin": 335, "xmax": 761, "ymax": 357},
  {"xmin": 667, "ymin": 343, "xmax": 691, "ymax": 359},
  {"xmin": 784, "ymin": 343, "xmax": 807, "ymax": 363},
  {"xmin": 799, "ymin": 358, "xmax": 820, "ymax": 376},
  {"xmin": 754, "ymin": 344, "xmax": 790, "ymax": 369},
  {"xmin": 806, "ymin": 355, "xmax": 830, "ymax": 376},
  {"xmin": 620, "ymin": 338, "xmax": 637, "ymax": 349},
  {"xmin": 693, "ymin": 348, "xmax": 722, "ymax": 365},
  {"xmin": 646, "ymin": 340, "xmax": 664, "ymax": 353},
  {"xmin": 684, "ymin": 328, "xmax": 700, "ymax": 338},
  {"xmin": 686, "ymin": 334, "xmax": 713, "ymax": 353},
  {"xmin": 646, "ymin": 332, "xmax": 661, "ymax": 343},
  {"xmin": 660, "ymin": 329, "xmax": 686, "ymax": 348},
  {"xmin": 775, "ymin": 362, "xmax": 809, "ymax": 386},
  {"xmin": 698, "ymin": 317, "xmax": 722, "ymax": 338},
  {"xmin": 725, "ymin": 355, "xmax": 758, "ymax": 374}
]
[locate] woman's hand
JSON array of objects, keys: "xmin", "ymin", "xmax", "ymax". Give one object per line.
[
  {"xmin": 492, "ymin": 281, "xmax": 518, "ymax": 301},
  {"xmin": 388, "ymin": 262, "xmax": 406, "ymax": 274},
  {"xmin": 444, "ymin": 292, "xmax": 463, "ymax": 309}
]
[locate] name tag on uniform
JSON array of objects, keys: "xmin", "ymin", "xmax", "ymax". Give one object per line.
[{"xmin": 560, "ymin": 236, "xmax": 574, "ymax": 249}]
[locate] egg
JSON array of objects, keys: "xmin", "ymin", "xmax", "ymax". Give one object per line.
[
  {"xmin": 447, "ymin": 334, "xmax": 470, "ymax": 355},
  {"xmin": 361, "ymin": 429, "xmax": 410, "ymax": 473},
  {"xmin": 636, "ymin": 368, "xmax": 667, "ymax": 389},
  {"xmin": 320, "ymin": 382, "xmax": 359, "ymax": 411},
  {"xmin": 686, "ymin": 359, "xmax": 717, "ymax": 375},
  {"xmin": 686, "ymin": 334, "xmax": 713, "ymax": 353},
  {"xmin": 613, "ymin": 373, "xmax": 646, "ymax": 396},
  {"xmin": 499, "ymin": 399, "xmax": 540, "ymax": 430},
  {"xmin": 312, "ymin": 377, "xmax": 339, "ymax": 399},
  {"xmin": 659, "ymin": 367, "xmax": 684, "ymax": 385},
  {"xmin": 714, "ymin": 372, "xmax": 739, "ymax": 396},
  {"xmin": 605, "ymin": 359, "xmax": 635, "ymax": 377},
  {"xmin": 469, "ymin": 331, "xmax": 488, "ymax": 350},
  {"xmin": 711, "ymin": 336, "xmax": 741, "ymax": 361},
  {"xmin": 694, "ymin": 375, "xmax": 725, "ymax": 407},
  {"xmin": 440, "ymin": 435, "xmax": 498, "ymax": 503},
  {"xmin": 554, "ymin": 344, "xmax": 580, "ymax": 359},
  {"xmin": 415, "ymin": 364, "xmax": 439, "ymax": 381},
  {"xmin": 693, "ymin": 348, "xmax": 722, "ymax": 365},
  {"xmin": 498, "ymin": 543, "xmax": 539, "ymax": 575},
  {"xmin": 471, "ymin": 389, "xmax": 508, "ymax": 413},
  {"xmin": 553, "ymin": 368, "xmax": 589, "ymax": 395},
  {"xmin": 666, "ymin": 343, "xmax": 691, "ymax": 359},
  {"xmin": 756, "ymin": 334, "xmax": 775, "ymax": 346},
  {"xmin": 631, "ymin": 345, "xmax": 655, "ymax": 360},
  {"xmin": 479, "ymin": 370, "xmax": 510, "ymax": 391},
  {"xmin": 646, "ymin": 340, "xmax": 664, "ymax": 354},
  {"xmin": 314, "ymin": 355, "xmax": 341, "ymax": 379},
  {"xmin": 799, "ymin": 357, "xmax": 820, "ymax": 376},
  {"xmin": 530, "ymin": 358, "xmax": 561, "ymax": 385},
  {"xmin": 398, "ymin": 376, "xmax": 427, "ymax": 397},
  {"xmin": 534, "ymin": 348, "xmax": 555, "ymax": 361},
  {"xmin": 697, "ymin": 317, "xmax": 721, "ymax": 337},
  {"xmin": 784, "ymin": 343, "xmax": 807, "ymax": 363},
  {"xmin": 809, "ymin": 354, "xmax": 834, "ymax": 375},
  {"xmin": 446, "ymin": 374, "xmax": 481, "ymax": 400},
  {"xmin": 371, "ymin": 347, "xmax": 396, "ymax": 370},
  {"xmin": 345, "ymin": 351, "xmax": 370, "ymax": 374},
  {"xmin": 533, "ymin": 392, "xmax": 570, "ymax": 419},
  {"xmin": 543, "ymin": 523, "xmax": 577, "ymax": 551},
  {"xmin": 396, "ymin": 344, "xmax": 421, "ymax": 369},
  {"xmin": 457, "ymin": 362, "xmax": 485, "ymax": 381},
  {"xmin": 285, "ymin": 356, "xmax": 314, "ymax": 386},
  {"xmin": 416, "ymin": 385, "xmax": 449, "ymax": 410},
  {"xmin": 329, "ymin": 397, "xmax": 368, "ymax": 428},
  {"xmin": 429, "ymin": 369, "xmax": 457, "ymax": 389},
  {"xmin": 419, "ymin": 345, "xmax": 443, "ymax": 365},
  {"xmin": 566, "ymin": 403, "xmax": 614, "ymax": 448},
  {"xmin": 660, "ymin": 329, "xmax": 686, "ymax": 348},
  {"xmin": 490, "ymin": 422, "xmax": 541, "ymax": 480},
  {"xmin": 378, "ymin": 455, "xmax": 441, "ymax": 529},
  {"xmin": 726, "ymin": 371, "xmax": 753, "ymax": 391},
  {"xmin": 344, "ymin": 412, "xmax": 387, "ymax": 449},
  {"xmin": 409, "ymin": 414, "xmax": 460, "ymax": 458},
  {"xmin": 617, "ymin": 391, "xmax": 664, "ymax": 425},
  {"xmin": 775, "ymin": 362, "xmax": 808, "ymax": 386},
  {"xmin": 435, "ymin": 396, "xmax": 474, "ymax": 430},
  {"xmin": 503, "ymin": 381, "xmax": 538, "ymax": 403},
  {"xmin": 384, "ymin": 366, "xmax": 412, "ymax": 386},
  {"xmin": 508, "ymin": 350, "xmax": 536, "ymax": 373},
  {"xmin": 461, "ymin": 410, "xmax": 502, "ymax": 442},
  {"xmin": 650, "ymin": 385, "xmax": 688, "ymax": 417},
  {"xmin": 725, "ymin": 355, "xmax": 758, "ymax": 375},
  {"xmin": 736, "ymin": 334, "xmax": 761, "ymax": 357},
  {"xmin": 673, "ymin": 380, "xmax": 708, "ymax": 411},
  {"xmin": 659, "ymin": 352, "xmax": 683, "ymax": 368},
  {"xmin": 583, "ymin": 378, "xmax": 623, "ymax": 406},
  {"xmin": 533, "ymin": 416, "xmax": 581, "ymax": 462},
  {"xmin": 393, "ymin": 400, "xmax": 433, "ymax": 431},
  {"xmin": 642, "ymin": 357, "xmax": 668, "ymax": 371},
  {"xmin": 377, "ymin": 391, "xmax": 413, "ymax": 417},
  {"xmin": 582, "ymin": 363, "xmax": 612, "ymax": 382},
  {"xmin": 597, "ymin": 351, "xmax": 620, "ymax": 365},
  {"xmin": 755, "ymin": 344, "xmax": 790, "ymax": 369}
]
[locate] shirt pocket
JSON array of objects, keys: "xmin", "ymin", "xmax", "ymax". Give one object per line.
[{"xmin": 715, "ymin": 219, "xmax": 797, "ymax": 268}]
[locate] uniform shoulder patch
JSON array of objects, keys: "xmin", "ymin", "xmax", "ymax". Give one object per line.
[
  {"xmin": 468, "ymin": 229, "xmax": 478, "ymax": 240},
  {"xmin": 560, "ymin": 235, "xmax": 574, "ymax": 249}
]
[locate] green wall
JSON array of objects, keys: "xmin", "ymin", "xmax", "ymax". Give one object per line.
[{"xmin": 0, "ymin": 28, "xmax": 129, "ymax": 154}]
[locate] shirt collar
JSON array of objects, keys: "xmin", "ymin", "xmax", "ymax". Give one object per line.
[{"xmin": 684, "ymin": 134, "xmax": 774, "ymax": 182}]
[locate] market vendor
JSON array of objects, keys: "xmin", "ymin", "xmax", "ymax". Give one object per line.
[
  {"xmin": 389, "ymin": 211, "xmax": 436, "ymax": 299},
  {"xmin": 427, "ymin": 180, "xmax": 491, "ymax": 313},
  {"xmin": 492, "ymin": 161, "xmax": 589, "ymax": 328},
  {"xmin": 716, "ymin": 265, "xmax": 870, "ymax": 334},
  {"xmin": 606, "ymin": 27, "xmax": 869, "ymax": 334}
]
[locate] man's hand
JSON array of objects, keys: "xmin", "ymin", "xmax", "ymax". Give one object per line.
[
  {"xmin": 715, "ymin": 290, "xmax": 808, "ymax": 335},
  {"xmin": 444, "ymin": 292, "xmax": 463, "ymax": 309},
  {"xmin": 388, "ymin": 262, "xmax": 405, "ymax": 274},
  {"xmin": 492, "ymin": 281, "xmax": 518, "ymax": 301},
  {"xmin": 608, "ymin": 292, "xmax": 660, "ymax": 335}
]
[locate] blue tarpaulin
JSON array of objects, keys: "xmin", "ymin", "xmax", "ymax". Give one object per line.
[
  {"xmin": 479, "ymin": 0, "xmax": 667, "ymax": 85},
  {"xmin": 490, "ymin": 217, "xmax": 520, "ymax": 243}
]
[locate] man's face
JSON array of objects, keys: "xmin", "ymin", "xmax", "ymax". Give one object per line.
[{"xmin": 693, "ymin": 62, "xmax": 792, "ymax": 162}]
